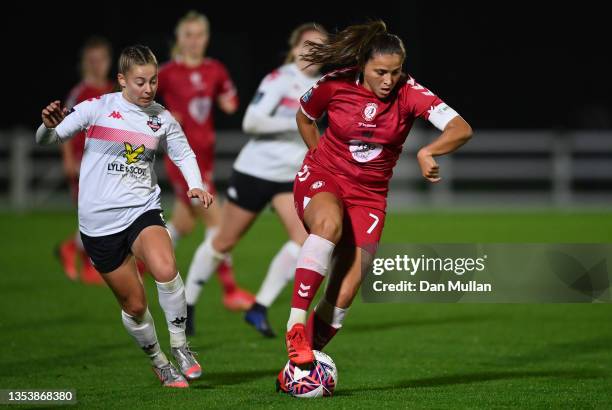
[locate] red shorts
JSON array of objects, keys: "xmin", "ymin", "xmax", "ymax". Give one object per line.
[
  {"xmin": 165, "ymin": 148, "xmax": 215, "ymax": 206},
  {"xmin": 293, "ymin": 160, "xmax": 386, "ymax": 252}
]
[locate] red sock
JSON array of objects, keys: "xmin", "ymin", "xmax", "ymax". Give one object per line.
[
  {"xmin": 306, "ymin": 311, "xmax": 339, "ymax": 350},
  {"xmin": 291, "ymin": 268, "xmax": 325, "ymax": 311},
  {"xmin": 217, "ymin": 259, "xmax": 237, "ymax": 294}
]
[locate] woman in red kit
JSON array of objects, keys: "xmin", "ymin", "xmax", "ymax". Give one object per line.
[
  {"xmin": 280, "ymin": 20, "xmax": 473, "ymax": 370},
  {"xmin": 157, "ymin": 11, "xmax": 255, "ymax": 330},
  {"xmin": 57, "ymin": 37, "xmax": 115, "ymax": 284}
]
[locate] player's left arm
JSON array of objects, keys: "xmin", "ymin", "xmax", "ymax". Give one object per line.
[
  {"xmin": 417, "ymin": 116, "xmax": 472, "ymax": 183},
  {"xmin": 407, "ymin": 80, "xmax": 472, "ymax": 182},
  {"xmin": 216, "ymin": 64, "xmax": 239, "ymax": 114}
]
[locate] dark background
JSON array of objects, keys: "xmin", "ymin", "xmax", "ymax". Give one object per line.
[{"xmin": 5, "ymin": 4, "xmax": 609, "ymax": 130}]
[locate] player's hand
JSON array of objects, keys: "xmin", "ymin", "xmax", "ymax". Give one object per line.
[
  {"xmin": 417, "ymin": 149, "xmax": 441, "ymax": 183},
  {"xmin": 187, "ymin": 188, "xmax": 214, "ymax": 208},
  {"xmin": 41, "ymin": 100, "xmax": 69, "ymax": 128}
]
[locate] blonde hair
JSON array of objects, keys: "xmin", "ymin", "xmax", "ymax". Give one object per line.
[
  {"xmin": 284, "ymin": 23, "xmax": 327, "ymax": 64},
  {"xmin": 118, "ymin": 45, "xmax": 158, "ymax": 75},
  {"xmin": 171, "ymin": 11, "xmax": 210, "ymax": 59}
]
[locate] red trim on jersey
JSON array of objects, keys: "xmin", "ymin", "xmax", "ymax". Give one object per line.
[
  {"xmin": 280, "ymin": 97, "xmax": 300, "ymax": 109},
  {"xmin": 86, "ymin": 125, "xmax": 159, "ymax": 149}
]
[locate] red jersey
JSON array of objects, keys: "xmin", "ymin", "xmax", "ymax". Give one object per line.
[
  {"xmin": 157, "ymin": 58, "xmax": 238, "ymax": 152},
  {"xmin": 300, "ymin": 67, "xmax": 458, "ymax": 198},
  {"xmin": 65, "ymin": 81, "xmax": 115, "ymax": 160}
]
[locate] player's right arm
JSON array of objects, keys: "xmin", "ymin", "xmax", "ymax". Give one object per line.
[
  {"xmin": 242, "ymin": 70, "xmax": 296, "ymax": 134},
  {"xmin": 296, "ymin": 108, "xmax": 320, "ymax": 150},
  {"xmin": 36, "ymin": 99, "xmax": 95, "ymax": 145},
  {"xmin": 296, "ymin": 76, "xmax": 335, "ymax": 150}
]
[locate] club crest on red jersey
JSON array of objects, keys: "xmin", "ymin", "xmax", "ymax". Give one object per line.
[
  {"xmin": 147, "ymin": 115, "xmax": 162, "ymax": 132},
  {"xmin": 362, "ymin": 102, "xmax": 378, "ymax": 122}
]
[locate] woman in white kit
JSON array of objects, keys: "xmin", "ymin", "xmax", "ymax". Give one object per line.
[
  {"xmin": 183, "ymin": 23, "xmax": 327, "ymax": 338},
  {"xmin": 36, "ymin": 45, "xmax": 212, "ymax": 388}
]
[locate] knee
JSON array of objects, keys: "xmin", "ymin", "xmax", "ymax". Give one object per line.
[
  {"xmin": 123, "ymin": 299, "xmax": 147, "ymax": 318},
  {"xmin": 177, "ymin": 219, "xmax": 195, "ymax": 236},
  {"xmin": 310, "ymin": 214, "xmax": 343, "ymax": 244},
  {"xmin": 212, "ymin": 234, "xmax": 236, "ymax": 254},
  {"xmin": 149, "ymin": 258, "xmax": 177, "ymax": 282}
]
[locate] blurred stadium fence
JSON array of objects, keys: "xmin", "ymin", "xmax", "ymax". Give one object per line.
[{"xmin": 1, "ymin": 128, "xmax": 611, "ymax": 210}]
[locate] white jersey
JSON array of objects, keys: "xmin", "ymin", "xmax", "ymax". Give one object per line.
[
  {"xmin": 234, "ymin": 63, "xmax": 319, "ymax": 182},
  {"xmin": 38, "ymin": 92, "xmax": 203, "ymax": 236}
]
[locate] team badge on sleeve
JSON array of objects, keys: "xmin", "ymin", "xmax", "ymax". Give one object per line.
[
  {"xmin": 301, "ymin": 88, "xmax": 313, "ymax": 103},
  {"xmin": 147, "ymin": 115, "xmax": 162, "ymax": 132}
]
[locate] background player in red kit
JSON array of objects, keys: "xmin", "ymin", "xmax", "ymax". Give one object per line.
[
  {"xmin": 281, "ymin": 21, "xmax": 473, "ymax": 367},
  {"xmin": 157, "ymin": 11, "xmax": 255, "ymax": 323},
  {"xmin": 57, "ymin": 37, "xmax": 115, "ymax": 284}
]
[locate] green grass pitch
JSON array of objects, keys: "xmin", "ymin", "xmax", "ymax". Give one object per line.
[{"xmin": 1, "ymin": 210, "xmax": 611, "ymax": 408}]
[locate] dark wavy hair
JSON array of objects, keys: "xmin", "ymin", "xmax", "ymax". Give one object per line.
[{"xmin": 301, "ymin": 20, "xmax": 405, "ymax": 70}]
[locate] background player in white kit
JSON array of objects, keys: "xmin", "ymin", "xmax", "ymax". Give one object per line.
[
  {"xmin": 36, "ymin": 45, "xmax": 212, "ymax": 388},
  {"xmin": 183, "ymin": 23, "xmax": 327, "ymax": 338}
]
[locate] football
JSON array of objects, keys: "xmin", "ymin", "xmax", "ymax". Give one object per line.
[{"xmin": 278, "ymin": 350, "xmax": 338, "ymax": 398}]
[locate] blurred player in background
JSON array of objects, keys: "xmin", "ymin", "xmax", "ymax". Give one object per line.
[
  {"xmin": 37, "ymin": 45, "xmax": 211, "ymax": 388},
  {"xmin": 57, "ymin": 37, "xmax": 114, "ymax": 285},
  {"xmin": 180, "ymin": 23, "xmax": 327, "ymax": 338},
  {"xmin": 279, "ymin": 21, "xmax": 473, "ymax": 372},
  {"xmin": 157, "ymin": 11, "xmax": 255, "ymax": 321}
]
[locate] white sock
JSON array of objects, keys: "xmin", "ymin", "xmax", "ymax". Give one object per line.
[
  {"xmin": 204, "ymin": 226, "xmax": 218, "ymax": 242},
  {"xmin": 74, "ymin": 230, "xmax": 84, "ymax": 251},
  {"xmin": 166, "ymin": 222, "xmax": 181, "ymax": 247},
  {"xmin": 156, "ymin": 273, "xmax": 187, "ymax": 348},
  {"xmin": 287, "ymin": 308, "xmax": 308, "ymax": 330},
  {"xmin": 184, "ymin": 237, "xmax": 225, "ymax": 305},
  {"xmin": 121, "ymin": 309, "xmax": 168, "ymax": 367},
  {"xmin": 205, "ymin": 226, "xmax": 234, "ymax": 271},
  {"xmin": 256, "ymin": 241, "xmax": 301, "ymax": 307},
  {"xmin": 315, "ymin": 298, "xmax": 348, "ymax": 329}
]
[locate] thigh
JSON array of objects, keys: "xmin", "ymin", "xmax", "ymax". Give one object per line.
[
  {"xmin": 131, "ymin": 225, "xmax": 177, "ymax": 282},
  {"xmin": 103, "ymin": 255, "xmax": 147, "ymax": 315},
  {"xmin": 194, "ymin": 196, "xmax": 222, "ymax": 227},
  {"xmin": 344, "ymin": 206, "xmax": 386, "ymax": 255},
  {"xmin": 293, "ymin": 163, "xmax": 343, "ymax": 223},
  {"xmin": 170, "ymin": 198, "xmax": 196, "ymax": 233},
  {"xmin": 272, "ymin": 192, "xmax": 308, "ymax": 245},
  {"xmin": 212, "ymin": 200, "xmax": 259, "ymax": 252}
]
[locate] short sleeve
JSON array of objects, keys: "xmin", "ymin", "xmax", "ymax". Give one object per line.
[
  {"xmin": 402, "ymin": 77, "xmax": 459, "ymax": 131},
  {"xmin": 299, "ymin": 78, "xmax": 335, "ymax": 120}
]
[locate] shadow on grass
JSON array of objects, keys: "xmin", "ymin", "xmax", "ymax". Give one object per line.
[
  {"xmin": 192, "ymin": 368, "xmax": 280, "ymax": 388},
  {"xmin": 344, "ymin": 315, "xmax": 493, "ymax": 334},
  {"xmin": 335, "ymin": 368, "xmax": 608, "ymax": 395}
]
